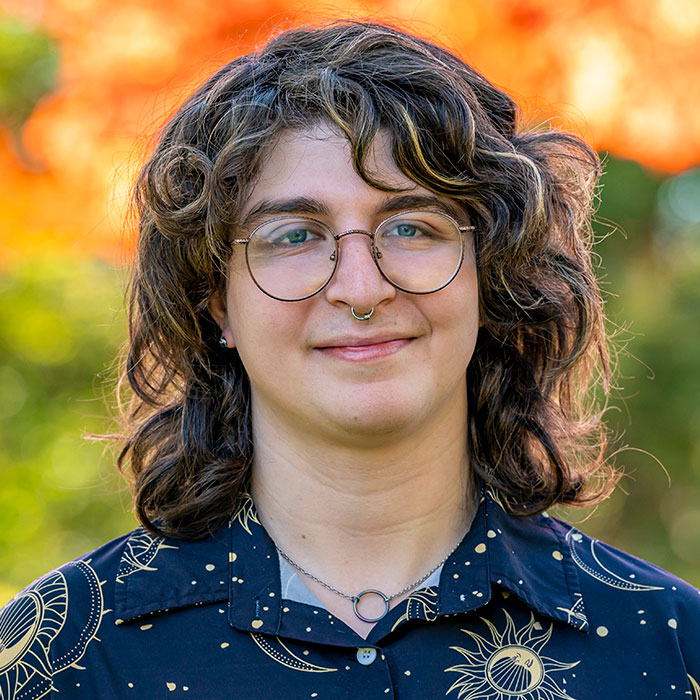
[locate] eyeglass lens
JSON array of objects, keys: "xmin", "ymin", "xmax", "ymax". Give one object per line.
[{"xmin": 245, "ymin": 210, "xmax": 464, "ymax": 301}]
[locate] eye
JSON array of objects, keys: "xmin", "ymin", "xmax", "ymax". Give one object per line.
[
  {"xmin": 381, "ymin": 220, "xmax": 435, "ymax": 241},
  {"xmin": 390, "ymin": 223, "xmax": 420, "ymax": 238},
  {"xmin": 378, "ymin": 212, "xmax": 460, "ymax": 245},
  {"xmin": 277, "ymin": 227, "xmax": 312, "ymax": 244},
  {"xmin": 254, "ymin": 218, "xmax": 329, "ymax": 248}
]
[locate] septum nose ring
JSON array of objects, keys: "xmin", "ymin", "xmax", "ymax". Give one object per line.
[{"xmin": 351, "ymin": 306, "xmax": 374, "ymax": 321}]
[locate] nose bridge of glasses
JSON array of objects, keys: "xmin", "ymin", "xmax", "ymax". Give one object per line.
[
  {"xmin": 324, "ymin": 226, "xmax": 396, "ymax": 308},
  {"xmin": 335, "ymin": 229, "xmax": 375, "ymax": 243},
  {"xmin": 330, "ymin": 229, "xmax": 377, "ymax": 261},
  {"xmin": 328, "ymin": 227, "xmax": 392, "ymax": 293}
]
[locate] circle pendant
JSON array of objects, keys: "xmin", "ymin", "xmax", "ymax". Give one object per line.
[{"xmin": 352, "ymin": 589, "xmax": 390, "ymax": 623}]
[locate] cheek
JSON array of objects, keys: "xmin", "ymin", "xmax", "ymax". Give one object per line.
[
  {"xmin": 433, "ymin": 261, "xmax": 479, "ymax": 320},
  {"xmin": 427, "ymin": 278, "xmax": 480, "ymax": 361},
  {"xmin": 226, "ymin": 285, "xmax": 308, "ymax": 362}
]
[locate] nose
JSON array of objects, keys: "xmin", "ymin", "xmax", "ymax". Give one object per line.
[{"xmin": 322, "ymin": 231, "xmax": 396, "ymax": 313}]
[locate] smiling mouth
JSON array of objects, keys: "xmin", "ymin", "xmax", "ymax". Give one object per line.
[{"xmin": 316, "ymin": 338, "xmax": 413, "ymax": 362}]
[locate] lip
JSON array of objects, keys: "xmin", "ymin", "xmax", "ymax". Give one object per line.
[
  {"xmin": 315, "ymin": 336, "xmax": 413, "ymax": 362},
  {"xmin": 316, "ymin": 333, "xmax": 412, "ymax": 348}
]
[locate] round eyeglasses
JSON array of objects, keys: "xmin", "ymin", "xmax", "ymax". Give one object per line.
[{"xmin": 232, "ymin": 209, "xmax": 475, "ymax": 302}]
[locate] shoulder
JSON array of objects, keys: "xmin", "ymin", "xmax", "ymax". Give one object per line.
[
  {"xmin": 0, "ymin": 525, "xmax": 231, "ymax": 698},
  {"xmin": 544, "ymin": 515, "xmax": 700, "ymax": 663},
  {"xmin": 0, "ymin": 523, "xmax": 196, "ymax": 632},
  {"xmin": 544, "ymin": 514, "xmax": 699, "ymax": 600},
  {"xmin": 2, "ymin": 528, "xmax": 145, "ymax": 617},
  {"xmin": 0, "ymin": 528, "xmax": 143, "ymax": 698}
]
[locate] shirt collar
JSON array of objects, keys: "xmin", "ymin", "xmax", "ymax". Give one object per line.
[
  {"xmin": 114, "ymin": 486, "xmax": 588, "ymax": 634},
  {"xmin": 113, "ymin": 523, "xmax": 230, "ymax": 625},
  {"xmin": 436, "ymin": 484, "xmax": 589, "ymax": 632}
]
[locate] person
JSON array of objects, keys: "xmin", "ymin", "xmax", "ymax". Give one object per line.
[{"xmin": 1, "ymin": 19, "xmax": 698, "ymax": 700}]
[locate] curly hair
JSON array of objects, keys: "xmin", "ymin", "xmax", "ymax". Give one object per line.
[{"xmin": 119, "ymin": 19, "xmax": 616, "ymax": 538}]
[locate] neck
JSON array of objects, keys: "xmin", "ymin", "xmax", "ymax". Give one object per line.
[{"xmin": 249, "ymin": 396, "xmax": 476, "ymax": 636}]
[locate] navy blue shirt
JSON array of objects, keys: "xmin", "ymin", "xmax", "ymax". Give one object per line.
[{"xmin": 2, "ymin": 486, "xmax": 699, "ymax": 699}]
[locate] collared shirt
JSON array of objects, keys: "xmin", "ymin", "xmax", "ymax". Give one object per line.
[{"xmin": 2, "ymin": 487, "xmax": 699, "ymax": 699}]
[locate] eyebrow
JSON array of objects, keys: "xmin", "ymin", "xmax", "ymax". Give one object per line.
[
  {"xmin": 241, "ymin": 193, "xmax": 466, "ymax": 230},
  {"xmin": 374, "ymin": 194, "xmax": 465, "ymax": 220},
  {"xmin": 243, "ymin": 197, "xmax": 332, "ymax": 229}
]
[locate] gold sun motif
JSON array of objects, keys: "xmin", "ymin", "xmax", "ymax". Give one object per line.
[
  {"xmin": 446, "ymin": 611, "xmax": 580, "ymax": 699},
  {"xmin": 116, "ymin": 530, "xmax": 178, "ymax": 583},
  {"xmin": 0, "ymin": 561, "xmax": 106, "ymax": 699},
  {"xmin": 232, "ymin": 494, "xmax": 260, "ymax": 536},
  {"xmin": 391, "ymin": 587, "xmax": 439, "ymax": 633},
  {"xmin": 484, "ymin": 484, "xmax": 510, "ymax": 513}
]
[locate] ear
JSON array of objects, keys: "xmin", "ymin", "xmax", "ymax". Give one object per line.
[
  {"xmin": 208, "ymin": 290, "xmax": 227, "ymax": 329},
  {"xmin": 208, "ymin": 291, "xmax": 234, "ymax": 347}
]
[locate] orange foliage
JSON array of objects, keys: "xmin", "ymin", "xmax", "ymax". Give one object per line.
[{"xmin": 1, "ymin": 0, "xmax": 699, "ymax": 263}]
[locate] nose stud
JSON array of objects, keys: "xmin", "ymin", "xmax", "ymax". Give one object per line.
[{"xmin": 351, "ymin": 307, "xmax": 374, "ymax": 321}]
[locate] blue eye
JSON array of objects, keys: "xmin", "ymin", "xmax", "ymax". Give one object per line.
[
  {"xmin": 253, "ymin": 218, "xmax": 331, "ymax": 253},
  {"xmin": 269, "ymin": 227, "xmax": 323, "ymax": 246},
  {"xmin": 281, "ymin": 228, "xmax": 310, "ymax": 244},
  {"xmin": 384, "ymin": 222, "xmax": 428, "ymax": 239},
  {"xmin": 393, "ymin": 224, "xmax": 419, "ymax": 237}
]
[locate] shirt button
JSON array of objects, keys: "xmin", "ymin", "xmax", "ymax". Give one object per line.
[{"xmin": 356, "ymin": 647, "xmax": 377, "ymax": 665}]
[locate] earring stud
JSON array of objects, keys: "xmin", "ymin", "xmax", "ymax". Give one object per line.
[{"xmin": 219, "ymin": 335, "xmax": 228, "ymax": 348}]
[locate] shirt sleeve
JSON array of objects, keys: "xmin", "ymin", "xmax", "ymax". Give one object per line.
[{"xmin": 675, "ymin": 579, "xmax": 700, "ymax": 691}]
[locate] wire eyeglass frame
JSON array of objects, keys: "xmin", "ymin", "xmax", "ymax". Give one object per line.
[{"xmin": 231, "ymin": 209, "xmax": 476, "ymax": 302}]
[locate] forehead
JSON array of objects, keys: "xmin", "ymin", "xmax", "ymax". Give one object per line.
[{"xmin": 240, "ymin": 124, "xmax": 461, "ymax": 222}]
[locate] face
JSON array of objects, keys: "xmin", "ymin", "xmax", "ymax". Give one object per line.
[{"xmin": 210, "ymin": 124, "xmax": 479, "ymax": 447}]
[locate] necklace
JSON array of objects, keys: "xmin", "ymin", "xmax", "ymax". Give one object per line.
[{"xmin": 275, "ymin": 539, "xmax": 462, "ymax": 624}]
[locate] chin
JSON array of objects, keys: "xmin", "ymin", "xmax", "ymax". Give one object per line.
[{"xmin": 321, "ymin": 392, "xmax": 431, "ymax": 441}]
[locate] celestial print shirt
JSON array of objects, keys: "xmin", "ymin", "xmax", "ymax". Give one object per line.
[{"xmin": 1, "ymin": 486, "xmax": 699, "ymax": 700}]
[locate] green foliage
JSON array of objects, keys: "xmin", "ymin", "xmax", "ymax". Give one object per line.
[
  {"xmin": 0, "ymin": 259, "xmax": 136, "ymax": 600},
  {"xmin": 558, "ymin": 158, "xmax": 700, "ymax": 586},
  {"xmin": 0, "ymin": 16, "xmax": 59, "ymax": 131}
]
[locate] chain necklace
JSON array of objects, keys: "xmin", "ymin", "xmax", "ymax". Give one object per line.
[{"xmin": 275, "ymin": 539, "xmax": 462, "ymax": 624}]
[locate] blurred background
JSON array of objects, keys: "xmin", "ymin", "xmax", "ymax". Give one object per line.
[{"xmin": 1, "ymin": 0, "xmax": 699, "ymax": 605}]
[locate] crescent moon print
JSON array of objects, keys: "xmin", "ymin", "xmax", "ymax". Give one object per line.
[
  {"xmin": 250, "ymin": 634, "xmax": 337, "ymax": 673},
  {"xmin": 0, "ymin": 561, "xmax": 105, "ymax": 700},
  {"xmin": 689, "ymin": 674, "xmax": 700, "ymax": 700},
  {"xmin": 565, "ymin": 530, "xmax": 664, "ymax": 592},
  {"xmin": 116, "ymin": 529, "xmax": 178, "ymax": 583}
]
